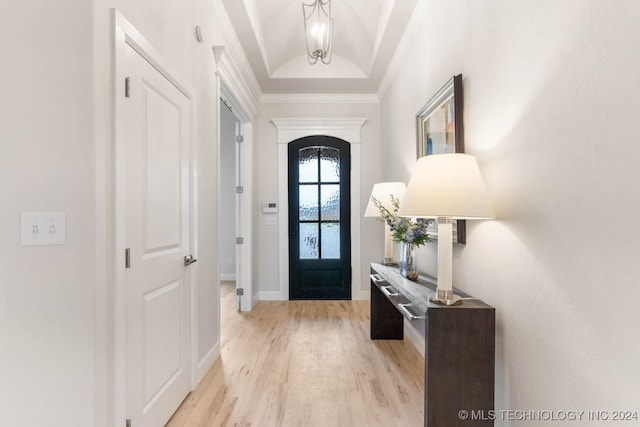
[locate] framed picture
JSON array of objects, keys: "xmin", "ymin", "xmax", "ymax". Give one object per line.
[{"xmin": 415, "ymin": 74, "xmax": 466, "ymax": 244}]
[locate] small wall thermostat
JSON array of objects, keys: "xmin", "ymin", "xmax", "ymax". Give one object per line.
[{"xmin": 262, "ymin": 202, "xmax": 278, "ymax": 214}]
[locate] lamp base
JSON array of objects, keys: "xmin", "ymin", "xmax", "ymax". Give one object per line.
[
  {"xmin": 431, "ymin": 288, "xmax": 462, "ymax": 306},
  {"xmin": 380, "ymin": 258, "xmax": 398, "ymax": 266}
]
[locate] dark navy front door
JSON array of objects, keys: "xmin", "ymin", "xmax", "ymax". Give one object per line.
[{"xmin": 288, "ymin": 136, "xmax": 351, "ymax": 300}]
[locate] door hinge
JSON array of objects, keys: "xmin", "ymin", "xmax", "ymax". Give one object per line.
[
  {"xmin": 236, "ymin": 288, "xmax": 244, "ymax": 311},
  {"xmin": 236, "ymin": 237, "xmax": 244, "ymax": 245},
  {"xmin": 125, "ymin": 248, "xmax": 131, "ymax": 269},
  {"xmin": 125, "ymin": 77, "xmax": 131, "ymax": 98},
  {"xmin": 235, "ymin": 135, "xmax": 244, "ymax": 143},
  {"xmin": 126, "ymin": 419, "xmax": 131, "ymax": 427},
  {"xmin": 235, "ymin": 186, "xmax": 244, "ymax": 194}
]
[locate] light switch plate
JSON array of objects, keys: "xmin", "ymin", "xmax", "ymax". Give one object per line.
[{"xmin": 21, "ymin": 212, "xmax": 66, "ymax": 246}]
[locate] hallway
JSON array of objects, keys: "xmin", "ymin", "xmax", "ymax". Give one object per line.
[{"xmin": 167, "ymin": 282, "xmax": 424, "ymax": 426}]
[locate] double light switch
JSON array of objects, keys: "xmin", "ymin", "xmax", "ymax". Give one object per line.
[{"xmin": 21, "ymin": 212, "xmax": 66, "ymax": 246}]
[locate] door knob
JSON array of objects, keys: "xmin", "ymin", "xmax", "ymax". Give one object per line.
[{"xmin": 184, "ymin": 254, "xmax": 197, "ymax": 266}]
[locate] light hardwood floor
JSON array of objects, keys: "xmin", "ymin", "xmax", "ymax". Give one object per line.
[{"xmin": 167, "ymin": 282, "xmax": 424, "ymax": 427}]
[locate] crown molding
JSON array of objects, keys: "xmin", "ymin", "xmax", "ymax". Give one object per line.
[
  {"xmin": 209, "ymin": 0, "xmax": 262, "ymax": 113},
  {"xmin": 261, "ymin": 93, "xmax": 379, "ymax": 104},
  {"xmin": 215, "ymin": 46, "xmax": 259, "ymax": 119}
]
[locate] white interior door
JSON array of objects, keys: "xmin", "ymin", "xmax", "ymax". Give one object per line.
[{"xmin": 123, "ymin": 43, "xmax": 192, "ymax": 427}]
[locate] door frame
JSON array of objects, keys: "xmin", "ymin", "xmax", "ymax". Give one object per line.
[
  {"xmin": 270, "ymin": 117, "xmax": 368, "ymax": 301},
  {"xmin": 113, "ymin": 10, "xmax": 198, "ymax": 424},
  {"xmin": 214, "ymin": 47, "xmax": 257, "ymax": 311}
]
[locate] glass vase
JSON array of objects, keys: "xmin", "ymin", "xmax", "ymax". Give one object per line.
[{"xmin": 399, "ymin": 242, "xmax": 418, "ymax": 281}]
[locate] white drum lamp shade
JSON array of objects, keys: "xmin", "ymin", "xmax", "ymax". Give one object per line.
[
  {"xmin": 398, "ymin": 154, "xmax": 494, "ymax": 305},
  {"xmin": 399, "ymin": 154, "xmax": 494, "ymax": 220},
  {"xmin": 364, "ymin": 182, "xmax": 406, "ymax": 264}
]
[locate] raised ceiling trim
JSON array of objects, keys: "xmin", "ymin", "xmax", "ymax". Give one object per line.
[
  {"xmin": 262, "ymin": 93, "xmax": 379, "ymax": 104},
  {"xmin": 210, "ymin": 0, "xmax": 263, "ymax": 101},
  {"xmin": 220, "ymin": 0, "xmax": 418, "ymax": 95}
]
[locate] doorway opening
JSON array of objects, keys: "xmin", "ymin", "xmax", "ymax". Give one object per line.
[
  {"xmin": 218, "ymin": 98, "xmax": 240, "ymax": 307},
  {"xmin": 217, "ymin": 84, "xmax": 254, "ymax": 311}
]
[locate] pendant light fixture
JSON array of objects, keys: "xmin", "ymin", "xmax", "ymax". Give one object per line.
[{"xmin": 302, "ymin": 0, "xmax": 333, "ymax": 65}]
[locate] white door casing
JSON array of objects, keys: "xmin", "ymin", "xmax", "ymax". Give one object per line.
[
  {"xmin": 115, "ymin": 11, "xmax": 196, "ymax": 426},
  {"xmin": 216, "ymin": 52, "xmax": 257, "ymax": 311},
  {"xmin": 270, "ymin": 117, "xmax": 368, "ymax": 301}
]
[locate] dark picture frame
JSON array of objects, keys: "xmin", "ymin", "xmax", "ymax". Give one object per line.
[{"xmin": 415, "ymin": 74, "xmax": 466, "ymax": 243}]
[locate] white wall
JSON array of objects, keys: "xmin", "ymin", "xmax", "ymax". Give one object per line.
[
  {"xmin": 0, "ymin": 1, "xmax": 245, "ymax": 425},
  {"xmin": 380, "ymin": 0, "xmax": 640, "ymax": 422},
  {"xmin": 256, "ymin": 101, "xmax": 382, "ymax": 298},
  {"xmin": 219, "ymin": 101, "xmax": 238, "ymax": 279},
  {"xmin": 0, "ymin": 2, "xmax": 96, "ymax": 426}
]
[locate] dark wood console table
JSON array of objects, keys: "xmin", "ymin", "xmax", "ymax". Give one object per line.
[{"xmin": 370, "ymin": 262, "xmax": 495, "ymax": 426}]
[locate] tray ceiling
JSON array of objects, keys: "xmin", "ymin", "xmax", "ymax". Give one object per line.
[{"xmin": 221, "ymin": 0, "xmax": 419, "ymax": 94}]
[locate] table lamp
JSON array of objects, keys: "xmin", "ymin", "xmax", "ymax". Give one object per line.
[
  {"xmin": 364, "ymin": 182, "xmax": 406, "ymax": 265},
  {"xmin": 398, "ymin": 154, "xmax": 494, "ymax": 305}
]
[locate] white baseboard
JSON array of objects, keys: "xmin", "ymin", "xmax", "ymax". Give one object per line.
[
  {"xmin": 404, "ymin": 319, "xmax": 425, "ymax": 358},
  {"xmin": 240, "ymin": 291, "xmax": 259, "ymax": 311},
  {"xmin": 194, "ymin": 341, "xmax": 220, "ymax": 387},
  {"xmin": 353, "ymin": 290, "xmax": 370, "ymax": 301},
  {"xmin": 220, "ymin": 273, "xmax": 236, "ymax": 281},
  {"xmin": 258, "ymin": 290, "xmax": 369, "ymax": 301},
  {"xmin": 259, "ymin": 290, "xmax": 288, "ymax": 301}
]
